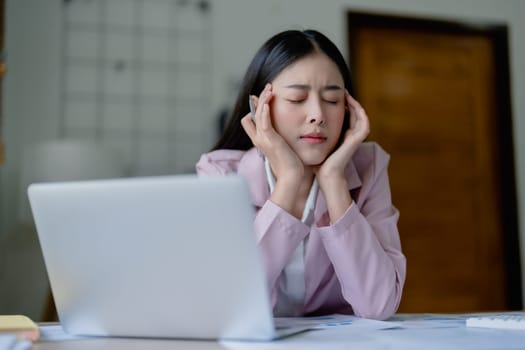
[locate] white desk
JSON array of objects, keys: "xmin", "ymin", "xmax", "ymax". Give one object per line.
[
  {"xmin": 33, "ymin": 314, "xmax": 525, "ymax": 350},
  {"xmin": 34, "ymin": 338, "xmax": 224, "ymax": 350}
]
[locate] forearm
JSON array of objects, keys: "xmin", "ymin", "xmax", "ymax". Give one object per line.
[
  {"xmin": 254, "ymin": 201, "xmax": 309, "ymax": 307},
  {"xmin": 270, "ymin": 174, "xmax": 302, "ymax": 219},
  {"xmin": 316, "ymin": 205, "xmax": 405, "ymax": 320},
  {"xmin": 318, "ymin": 174, "xmax": 353, "ymax": 224}
]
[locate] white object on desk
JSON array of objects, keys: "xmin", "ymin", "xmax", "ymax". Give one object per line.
[
  {"xmin": 466, "ymin": 313, "xmax": 525, "ymax": 330},
  {"xmin": 0, "ymin": 335, "xmax": 31, "ymax": 350}
]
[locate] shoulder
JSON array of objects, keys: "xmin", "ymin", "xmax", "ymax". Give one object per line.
[
  {"xmin": 195, "ymin": 149, "xmax": 247, "ymax": 175},
  {"xmin": 353, "ymin": 141, "xmax": 390, "ymax": 165},
  {"xmin": 350, "ymin": 141, "xmax": 391, "ymax": 179}
]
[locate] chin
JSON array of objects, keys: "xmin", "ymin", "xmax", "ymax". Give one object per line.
[
  {"xmin": 295, "ymin": 145, "xmax": 335, "ymax": 166},
  {"xmin": 300, "ymin": 154, "xmax": 328, "ymax": 167}
]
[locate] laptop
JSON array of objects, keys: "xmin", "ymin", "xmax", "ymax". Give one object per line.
[{"xmin": 28, "ymin": 174, "xmax": 309, "ymax": 341}]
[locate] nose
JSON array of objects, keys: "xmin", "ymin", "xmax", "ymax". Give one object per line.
[
  {"xmin": 307, "ymin": 100, "xmax": 325, "ymax": 125},
  {"xmin": 309, "ymin": 117, "xmax": 325, "ymax": 125}
]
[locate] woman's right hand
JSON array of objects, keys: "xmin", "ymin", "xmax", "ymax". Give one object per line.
[
  {"xmin": 241, "ymin": 84, "xmax": 305, "ymax": 216},
  {"xmin": 241, "ymin": 84, "xmax": 304, "ymax": 181}
]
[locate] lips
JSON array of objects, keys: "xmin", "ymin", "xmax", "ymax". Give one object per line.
[{"xmin": 300, "ymin": 132, "xmax": 327, "ymax": 144}]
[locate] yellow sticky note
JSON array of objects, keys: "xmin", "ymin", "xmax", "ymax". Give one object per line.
[{"xmin": 0, "ymin": 315, "xmax": 40, "ymax": 341}]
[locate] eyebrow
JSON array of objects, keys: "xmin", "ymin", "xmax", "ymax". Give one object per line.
[{"xmin": 283, "ymin": 84, "xmax": 343, "ymax": 91}]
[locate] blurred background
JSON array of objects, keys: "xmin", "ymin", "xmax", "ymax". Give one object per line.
[{"xmin": 1, "ymin": 0, "xmax": 524, "ymax": 321}]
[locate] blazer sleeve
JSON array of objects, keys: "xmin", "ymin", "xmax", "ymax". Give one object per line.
[
  {"xmin": 195, "ymin": 151, "xmax": 243, "ymax": 175},
  {"xmin": 312, "ymin": 145, "xmax": 406, "ymax": 320},
  {"xmin": 253, "ymin": 200, "xmax": 309, "ymax": 308},
  {"xmin": 197, "ymin": 150, "xmax": 306, "ymax": 308}
]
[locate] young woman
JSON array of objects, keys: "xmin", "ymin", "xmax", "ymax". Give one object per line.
[{"xmin": 196, "ymin": 29, "xmax": 406, "ymax": 320}]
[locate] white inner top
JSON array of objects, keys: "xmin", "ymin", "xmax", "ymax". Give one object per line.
[{"xmin": 264, "ymin": 158, "xmax": 318, "ymax": 316}]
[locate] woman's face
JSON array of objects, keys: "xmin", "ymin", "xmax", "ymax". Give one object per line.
[{"xmin": 269, "ymin": 52, "xmax": 346, "ymax": 166}]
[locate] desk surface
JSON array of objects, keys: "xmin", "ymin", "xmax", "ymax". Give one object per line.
[
  {"xmin": 33, "ymin": 313, "xmax": 525, "ymax": 350},
  {"xmin": 34, "ymin": 338, "xmax": 225, "ymax": 350}
]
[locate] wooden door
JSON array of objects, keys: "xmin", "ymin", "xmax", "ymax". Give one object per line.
[{"xmin": 348, "ymin": 15, "xmax": 520, "ymax": 312}]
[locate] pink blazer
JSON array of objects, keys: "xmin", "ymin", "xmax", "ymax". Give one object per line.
[{"xmin": 195, "ymin": 142, "xmax": 406, "ymax": 320}]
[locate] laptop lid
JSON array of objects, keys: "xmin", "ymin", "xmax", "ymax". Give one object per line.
[{"xmin": 28, "ymin": 175, "xmax": 288, "ymax": 341}]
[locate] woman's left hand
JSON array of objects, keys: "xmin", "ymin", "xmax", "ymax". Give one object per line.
[
  {"xmin": 314, "ymin": 91, "xmax": 370, "ymax": 222},
  {"xmin": 314, "ymin": 91, "xmax": 370, "ymax": 181}
]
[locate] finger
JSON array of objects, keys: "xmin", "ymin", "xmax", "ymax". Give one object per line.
[
  {"xmin": 260, "ymin": 103, "xmax": 272, "ymax": 131},
  {"xmin": 350, "ymin": 112, "xmax": 357, "ymax": 130},
  {"xmin": 241, "ymin": 114, "xmax": 257, "ymax": 142},
  {"xmin": 345, "ymin": 91, "xmax": 369, "ymax": 122},
  {"xmin": 252, "ymin": 84, "xmax": 272, "ymax": 126},
  {"xmin": 251, "ymin": 95, "xmax": 261, "ymax": 126},
  {"xmin": 259, "ymin": 84, "xmax": 273, "ymax": 109},
  {"xmin": 345, "ymin": 92, "xmax": 368, "ymax": 121},
  {"xmin": 258, "ymin": 85, "xmax": 274, "ymax": 131},
  {"xmin": 352, "ymin": 110, "xmax": 370, "ymax": 139},
  {"xmin": 344, "ymin": 89, "xmax": 362, "ymax": 109},
  {"xmin": 259, "ymin": 84, "xmax": 273, "ymax": 102}
]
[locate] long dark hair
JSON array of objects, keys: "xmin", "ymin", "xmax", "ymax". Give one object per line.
[{"xmin": 212, "ymin": 29, "xmax": 354, "ymax": 151}]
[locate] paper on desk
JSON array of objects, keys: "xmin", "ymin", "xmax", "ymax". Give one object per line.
[
  {"xmin": 0, "ymin": 336, "xmax": 16, "ymax": 350},
  {"xmin": 387, "ymin": 313, "xmax": 467, "ymax": 329},
  {"xmin": 275, "ymin": 314, "xmax": 399, "ymax": 330},
  {"xmin": 39, "ymin": 325, "xmax": 89, "ymax": 341},
  {"xmin": 0, "ymin": 335, "xmax": 31, "ymax": 350}
]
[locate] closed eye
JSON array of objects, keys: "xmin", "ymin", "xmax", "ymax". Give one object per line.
[
  {"xmin": 287, "ymin": 99, "xmax": 305, "ymax": 104},
  {"xmin": 324, "ymin": 100, "xmax": 339, "ymax": 105}
]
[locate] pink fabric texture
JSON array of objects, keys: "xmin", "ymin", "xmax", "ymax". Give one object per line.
[{"xmin": 195, "ymin": 142, "xmax": 406, "ymax": 320}]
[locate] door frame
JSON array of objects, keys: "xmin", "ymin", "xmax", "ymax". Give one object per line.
[{"xmin": 346, "ymin": 11, "xmax": 522, "ymax": 310}]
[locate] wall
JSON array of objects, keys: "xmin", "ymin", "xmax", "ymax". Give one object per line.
[
  {"xmin": 1, "ymin": 0, "xmax": 524, "ymax": 318},
  {"xmin": 210, "ymin": 0, "xmax": 525, "ymax": 309},
  {"xmin": 0, "ymin": 0, "xmax": 62, "ymax": 318}
]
